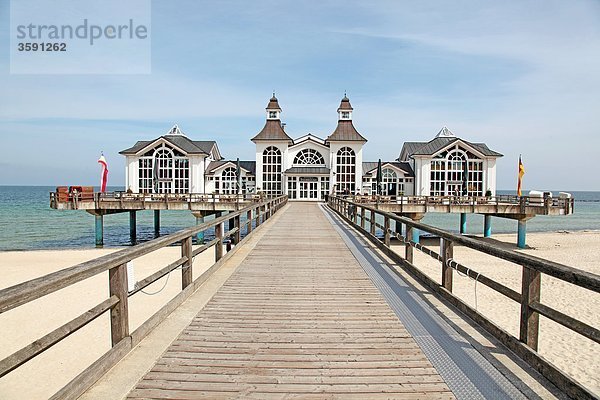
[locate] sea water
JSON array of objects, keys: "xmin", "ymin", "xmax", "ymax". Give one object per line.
[{"xmin": 0, "ymin": 186, "xmax": 599, "ymax": 251}]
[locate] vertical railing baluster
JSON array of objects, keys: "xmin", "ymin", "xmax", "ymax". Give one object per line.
[
  {"xmin": 215, "ymin": 220, "xmax": 223, "ymax": 262},
  {"xmin": 441, "ymin": 238, "xmax": 453, "ymax": 292},
  {"xmin": 405, "ymin": 225, "xmax": 413, "ymax": 264},
  {"xmin": 234, "ymin": 215, "xmax": 241, "ymax": 244},
  {"xmin": 384, "ymin": 216, "xmax": 390, "ymax": 247},
  {"xmin": 370, "ymin": 210, "xmax": 376, "ymax": 236},
  {"xmin": 520, "ymin": 265, "xmax": 541, "ymax": 350},
  {"xmin": 247, "ymin": 210, "xmax": 253, "ymax": 234},
  {"xmin": 360, "ymin": 207, "xmax": 366, "ymax": 229},
  {"xmin": 109, "ymin": 263, "xmax": 129, "ymax": 346},
  {"xmin": 181, "ymin": 236, "xmax": 193, "ymax": 289}
]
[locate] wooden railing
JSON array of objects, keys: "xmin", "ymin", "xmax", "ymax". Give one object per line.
[
  {"xmin": 50, "ymin": 191, "xmax": 266, "ymax": 209},
  {"xmin": 0, "ymin": 195, "xmax": 287, "ymax": 399},
  {"xmin": 328, "ymin": 196, "xmax": 598, "ymax": 399},
  {"xmin": 344, "ymin": 193, "xmax": 574, "ymax": 213}
]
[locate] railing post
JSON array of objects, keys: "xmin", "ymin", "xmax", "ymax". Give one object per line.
[
  {"xmin": 181, "ymin": 236, "xmax": 193, "ymax": 289},
  {"xmin": 246, "ymin": 210, "xmax": 253, "ymax": 234},
  {"xmin": 370, "ymin": 209, "xmax": 376, "ymax": 236},
  {"xmin": 234, "ymin": 215, "xmax": 241, "ymax": 244},
  {"xmin": 405, "ymin": 225, "xmax": 414, "ymax": 264},
  {"xmin": 384, "ymin": 216, "xmax": 390, "ymax": 247},
  {"xmin": 215, "ymin": 220, "xmax": 224, "ymax": 262},
  {"xmin": 441, "ymin": 238, "xmax": 453, "ymax": 292},
  {"xmin": 360, "ymin": 206, "xmax": 366, "ymax": 229},
  {"xmin": 109, "ymin": 263, "xmax": 129, "ymax": 346},
  {"xmin": 520, "ymin": 265, "xmax": 541, "ymax": 350}
]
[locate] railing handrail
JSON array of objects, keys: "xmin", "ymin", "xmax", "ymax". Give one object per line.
[
  {"xmin": 332, "ymin": 196, "xmax": 598, "ymax": 292},
  {"xmin": 0, "ymin": 196, "xmax": 284, "ymax": 315},
  {"xmin": 346, "ymin": 193, "xmax": 574, "ymax": 208}
]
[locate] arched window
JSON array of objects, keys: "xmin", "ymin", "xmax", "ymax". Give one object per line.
[
  {"xmin": 138, "ymin": 143, "xmax": 189, "ymax": 194},
  {"xmin": 154, "ymin": 148, "xmax": 173, "ymax": 193},
  {"xmin": 293, "ymin": 149, "xmax": 325, "ymax": 165},
  {"xmin": 429, "ymin": 146, "xmax": 483, "ymax": 196},
  {"xmin": 262, "ymin": 146, "xmax": 282, "ymax": 197},
  {"xmin": 381, "ymin": 168, "xmax": 397, "ymax": 195},
  {"xmin": 336, "ymin": 147, "xmax": 356, "ymax": 193},
  {"xmin": 220, "ymin": 167, "xmax": 237, "ymax": 195}
]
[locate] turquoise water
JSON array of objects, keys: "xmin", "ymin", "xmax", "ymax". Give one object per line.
[{"xmin": 0, "ymin": 186, "xmax": 599, "ymax": 251}]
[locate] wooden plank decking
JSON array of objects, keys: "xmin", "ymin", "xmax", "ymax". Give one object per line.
[{"xmin": 128, "ymin": 202, "xmax": 454, "ymax": 399}]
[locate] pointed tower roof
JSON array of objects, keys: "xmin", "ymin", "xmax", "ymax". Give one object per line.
[
  {"xmin": 337, "ymin": 94, "xmax": 354, "ymax": 111},
  {"xmin": 266, "ymin": 93, "xmax": 282, "ymax": 111},
  {"xmin": 326, "ymin": 95, "xmax": 367, "ymax": 143},
  {"xmin": 251, "ymin": 94, "xmax": 292, "ymax": 142}
]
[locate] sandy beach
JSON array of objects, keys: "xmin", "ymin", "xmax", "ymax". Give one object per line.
[
  {"xmin": 0, "ymin": 230, "xmax": 598, "ymax": 398},
  {"xmin": 391, "ymin": 230, "xmax": 600, "ymax": 395},
  {"xmin": 0, "ymin": 245, "xmax": 218, "ymax": 400}
]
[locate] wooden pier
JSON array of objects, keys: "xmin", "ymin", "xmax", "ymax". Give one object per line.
[
  {"xmin": 128, "ymin": 202, "xmax": 453, "ymax": 399},
  {"xmin": 2, "ymin": 198, "xmax": 598, "ymax": 399}
]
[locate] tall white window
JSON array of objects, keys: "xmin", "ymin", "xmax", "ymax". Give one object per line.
[
  {"xmin": 137, "ymin": 143, "xmax": 189, "ymax": 194},
  {"xmin": 220, "ymin": 167, "xmax": 237, "ymax": 194},
  {"xmin": 336, "ymin": 147, "xmax": 356, "ymax": 193},
  {"xmin": 293, "ymin": 149, "xmax": 325, "ymax": 165},
  {"xmin": 381, "ymin": 168, "xmax": 397, "ymax": 195},
  {"xmin": 262, "ymin": 146, "xmax": 282, "ymax": 197},
  {"xmin": 429, "ymin": 147, "xmax": 484, "ymax": 196}
]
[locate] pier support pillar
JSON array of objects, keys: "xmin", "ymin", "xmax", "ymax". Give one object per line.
[
  {"xmin": 129, "ymin": 211, "xmax": 137, "ymax": 243},
  {"xmin": 484, "ymin": 215, "xmax": 492, "ymax": 238},
  {"xmin": 153, "ymin": 210, "xmax": 160, "ymax": 237},
  {"xmin": 406, "ymin": 213, "xmax": 424, "ymax": 244},
  {"xmin": 193, "ymin": 213, "xmax": 205, "ymax": 243},
  {"xmin": 95, "ymin": 215, "xmax": 104, "ymax": 247},
  {"xmin": 460, "ymin": 213, "xmax": 467, "ymax": 235},
  {"xmin": 517, "ymin": 219, "xmax": 527, "ymax": 249}
]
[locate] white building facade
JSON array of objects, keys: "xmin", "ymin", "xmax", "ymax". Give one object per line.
[
  {"xmin": 397, "ymin": 126, "xmax": 502, "ymax": 197},
  {"xmin": 252, "ymin": 95, "xmax": 367, "ymax": 201},
  {"xmin": 120, "ymin": 98, "xmax": 502, "ymax": 200}
]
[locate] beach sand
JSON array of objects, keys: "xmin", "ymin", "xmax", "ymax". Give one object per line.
[
  {"xmin": 390, "ymin": 230, "xmax": 600, "ymax": 395},
  {"xmin": 0, "ymin": 245, "xmax": 217, "ymax": 400},
  {"xmin": 0, "ymin": 231, "xmax": 598, "ymax": 398}
]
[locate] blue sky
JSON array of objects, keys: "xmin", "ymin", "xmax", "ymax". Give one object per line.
[{"xmin": 1, "ymin": 0, "xmax": 599, "ymax": 190}]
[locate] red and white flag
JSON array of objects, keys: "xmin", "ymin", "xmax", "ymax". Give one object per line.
[{"xmin": 98, "ymin": 154, "xmax": 109, "ymax": 193}]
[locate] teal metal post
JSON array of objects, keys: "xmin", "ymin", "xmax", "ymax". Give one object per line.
[
  {"xmin": 153, "ymin": 210, "xmax": 160, "ymax": 236},
  {"xmin": 412, "ymin": 227, "xmax": 419, "ymax": 244},
  {"xmin": 129, "ymin": 211, "xmax": 137, "ymax": 243},
  {"xmin": 95, "ymin": 215, "xmax": 104, "ymax": 247},
  {"xmin": 517, "ymin": 219, "xmax": 527, "ymax": 249},
  {"xmin": 460, "ymin": 213, "xmax": 467, "ymax": 234},
  {"xmin": 484, "ymin": 215, "xmax": 492, "ymax": 238},
  {"xmin": 196, "ymin": 215, "xmax": 205, "ymax": 243}
]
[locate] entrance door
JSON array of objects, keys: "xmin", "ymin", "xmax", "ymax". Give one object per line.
[
  {"xmin": 447, "ymin": 183, "xmax": 462, "ymax": 197},
  {"xmin": 299, "ymin": 181, "xmax": 319, "ymax": 200},
  {"xmin": 157, "ymin": 180, "xmax": 172, "ymax": 193}
]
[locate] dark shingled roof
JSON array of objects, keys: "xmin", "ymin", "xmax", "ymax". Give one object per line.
[
  {"xmin": 397, "ymin": 137, "xmax": 503, "ymax": 161},
  {"xmin": 266, "ymin": 95, "xmax": 282, "ymax": 111},
  {"xmin": 326, "ymin": 120, "xmax": 367, "ymax": 143},
  {"xmin": 120, "ymin": 135, "xmax": 217, "ymax": 156},
  {"xmin": 337, "ymin": 95, "xmax": 353, "ymax": 111},
  {"xmin": 362, "ymin": 161, "xmax": 414, "ymax": 177},
  {"xmin": 251, "ymin": 120, "xmax": 293, "ymax": 142},
  {"xmin": 206, "ymin": 160, "xmax": 256, "ymax": 176},
  {"xmin": 285, "ymin": 166, "xmax": 330, "ymax": 175}
]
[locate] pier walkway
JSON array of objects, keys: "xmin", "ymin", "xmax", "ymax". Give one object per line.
[{"xmin": 123, "ymin": 203, "xmax": 553, "ymax": 399}]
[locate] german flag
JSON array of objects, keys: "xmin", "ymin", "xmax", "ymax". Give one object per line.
[{"xmin": 517, "ymin": 155, "xmax": 525, "ymax": 196}]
